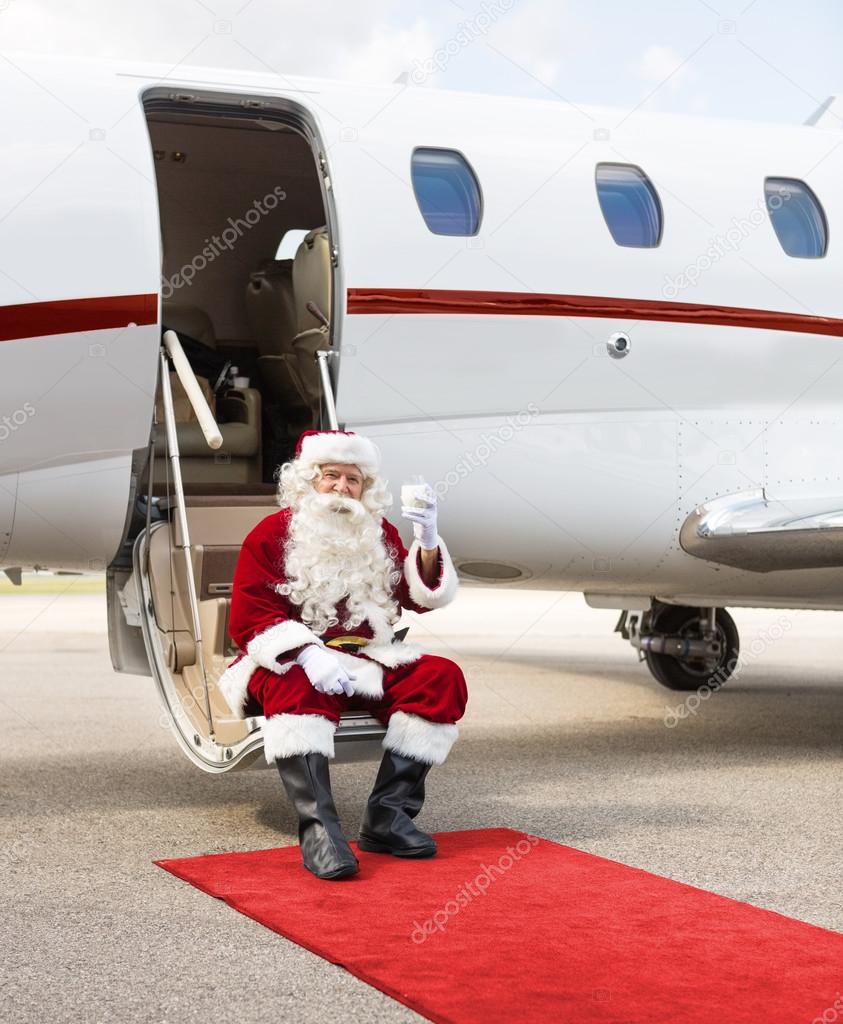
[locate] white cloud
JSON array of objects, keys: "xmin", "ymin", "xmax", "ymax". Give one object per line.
[
  {"xmin": 332, "ymin": 17, "xmax": 437, "ymax": 83},
  {"xmin": 634, "ymin": 44, "xmax": 693, "ymax": 90},
  {"xmin": 0, "ymin": 0, "xmax": 837, "ymax": 125},
  {"xmin": 0, "ymin": 0, "xmax": 434, "ymax": 84},
  {"xmin": 480, "ymin": 0, "xmax": 591, "ymax": 89},
  {"xmin": 0, "ymin": 0, "xmax": 201, "ymax": 60}
]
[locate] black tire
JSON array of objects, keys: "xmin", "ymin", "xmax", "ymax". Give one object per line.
[{"xmin": 644, "ymin": 605, "xmax": 739, "ymax": 692}]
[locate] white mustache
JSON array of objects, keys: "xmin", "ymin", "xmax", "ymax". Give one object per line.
[{"xmin": 308, "ymin": 491, "xmax": 366, "ymax": 520}]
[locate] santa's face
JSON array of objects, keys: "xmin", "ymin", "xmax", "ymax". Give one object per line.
[
  {"xmin": 313, "ymin": 463, "xmax": 364, "ymax": 502},
  {"xmin": 284, "ymin": 460, "xmax": 399, "ymax": 634}
]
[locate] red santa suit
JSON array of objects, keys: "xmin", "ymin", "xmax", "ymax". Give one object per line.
[{"xmin": 217, "ymin": 505, "xmax": 467, "ymax": 766}]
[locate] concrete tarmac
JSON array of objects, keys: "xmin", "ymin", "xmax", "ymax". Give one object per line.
[{"xmin": 1, "ymin": 581, "xmax": 842, "ymax": 1022}]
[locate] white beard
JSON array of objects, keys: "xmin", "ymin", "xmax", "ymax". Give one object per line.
[{"xmin": 276, "ymin": 489, "xmax": 402, "ymax": 638}]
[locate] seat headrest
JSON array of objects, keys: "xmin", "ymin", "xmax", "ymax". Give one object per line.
[
  {"xmin": 302, "ymin": 226, "xmax": 328, "ymax": 250},
  {"xmin": 293, "ymin": 226, "xmax": 331, "ymax": 332}
]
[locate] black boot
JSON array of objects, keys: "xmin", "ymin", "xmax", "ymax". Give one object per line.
[
  {"xmin": 358, "ymin": 749, "xmax": 437, "ymax": 858},
  {"xmin": 275, "ymin": 753, "xmax": 359, "ymax": 880}
]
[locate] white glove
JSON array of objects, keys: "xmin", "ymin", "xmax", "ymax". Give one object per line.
[
  {"xmin": 401, "ymin": 485, "xmax": 439, "ymax": 550},
  {"xmin": 295, "ymin": 644, "xmax": 356, "ymax": 697}
]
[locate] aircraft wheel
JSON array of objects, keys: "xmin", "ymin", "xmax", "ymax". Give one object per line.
[{"xmin": 644, "ymin": 605, "xmax": 739, "ymax": 691}]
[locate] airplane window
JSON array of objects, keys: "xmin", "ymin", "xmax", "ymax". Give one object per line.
[
  {"xmin": 595, "ymin": 164, "xmax": 662, "ymax": 248},
  {"xmin": 275, "ymin": 228, "xmax": 310, "ymax": 260},
  {"xmin": 411, "ymin": 148, "xmax": 482, "ymax": 236},
  {"xmin": 764, "ymin": 178, "xmax": 828, "ymax": 258}
]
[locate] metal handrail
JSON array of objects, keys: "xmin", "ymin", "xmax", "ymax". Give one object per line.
[
  {"xmin": 158, "ymin": 348, "xmax": 215, "ymax": 740},
  {"xmin": 316, "ymin": 349, "xmax": 338, "ymax": 429}
]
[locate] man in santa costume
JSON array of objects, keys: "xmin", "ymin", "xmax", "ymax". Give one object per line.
[{"xmin": 217, "ymin": 429, "xmax": 467, "ymax": 880}]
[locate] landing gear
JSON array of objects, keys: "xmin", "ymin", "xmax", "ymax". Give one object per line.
[{"xmin": 616, "ymin": 603, "xmax": 740, "ymax": 691}]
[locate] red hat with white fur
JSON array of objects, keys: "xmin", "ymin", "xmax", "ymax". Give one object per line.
[{"xmin": 294, "ymin": 429, "xmax": 381, "ymax": 478}]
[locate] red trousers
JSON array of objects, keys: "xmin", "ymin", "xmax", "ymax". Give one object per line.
[{"xmin": 245, "ymin": 653, "xmax": 468, "ymax": 727}]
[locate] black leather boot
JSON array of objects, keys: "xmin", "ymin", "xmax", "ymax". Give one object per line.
[
  {"xmin": 358, "ymin": 749, "xmax": 437, "ymax": 858},
  {"xmin": 275, "ymin": 753, "xmax": 359, "ymax": 880}
]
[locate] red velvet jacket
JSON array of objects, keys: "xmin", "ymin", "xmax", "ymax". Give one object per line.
[{"xmin": 217, "ymin": 507, "xmax": 459, "ymax": 718}]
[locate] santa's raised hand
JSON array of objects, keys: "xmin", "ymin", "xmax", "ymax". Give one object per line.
[{"xmin": 401, "ymin": 485, "xmax": 439, "ymax": 550}]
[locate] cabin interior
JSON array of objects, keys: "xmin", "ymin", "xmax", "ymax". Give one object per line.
[
  {"xmin": 120, "ymin": 102, "xmax": 379, "ymax": 768},
  {"xmin": 144, "ymin": 103, "xmax": 334, "ymax": 494}
]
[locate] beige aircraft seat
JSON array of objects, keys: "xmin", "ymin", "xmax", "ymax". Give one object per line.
[
  {"xmin": 290, "ymin": 226, "xmax": 332, "ymax": 424},
  {"xmin": 245, "ymin": 259, "xmax": 296, "ymax": 354},
  {"xmin": 153, "ymin": 302, "xmax": 262, "ymax": 485},
  {"xmin": 244, "ymin": 259, "xmax": 311, "ymax": 432}
]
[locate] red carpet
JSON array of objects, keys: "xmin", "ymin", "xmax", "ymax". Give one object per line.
[{"xmin": 155, "ymin": 828, "xmax": 843, "ymax": 1023}]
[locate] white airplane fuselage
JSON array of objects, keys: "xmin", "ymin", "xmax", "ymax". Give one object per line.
[{"xmin": 2, "ymin": 53, "xmax": 842, "ymax": 611}]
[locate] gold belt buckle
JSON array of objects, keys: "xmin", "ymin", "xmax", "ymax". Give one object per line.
[{"xmin": 325, "ymin": 635, "xmax": 370, "ymax": 652}]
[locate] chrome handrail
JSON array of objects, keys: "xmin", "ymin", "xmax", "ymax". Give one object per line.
[
  {"xmin": 316, "ymin": 349, "xmax": 339, "ymax": 429},
  {"xmin": 158, "ymin": 348, "xmax": 215, "ymax": 739}
]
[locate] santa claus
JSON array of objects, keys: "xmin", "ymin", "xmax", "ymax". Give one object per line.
[{"xmin": 217, "ymin": 428, "xmax": 467, "ymax": 880}]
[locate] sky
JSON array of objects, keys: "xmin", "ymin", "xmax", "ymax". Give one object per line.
[{"xmin": 0, "ymin": 0, "xmax": 839, "ymax": 126}]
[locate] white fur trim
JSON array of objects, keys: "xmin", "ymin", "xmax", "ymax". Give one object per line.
[
  {"xmin": 298, "ymin": 432, "xmax": 380, "ymax": 478},
  {"xmin": 404, "ymin": 535, "xmax": 459, "ymax": 610},
  {"xmin": 383, "ymin": 710, "xmax": 458, "ymax": 766},
  {"xmin": 357, "ymin": 599, "xmax": 396, "ymax": 645},
  {"xmin": 363, "ymin": 642, "xmax": 425, "ymax": 668},
  {"xmin": 353, "ymin": 599, "xmax": 426, "ymax": 668},
  {"xmin": 261, "ymin": 713, "xmax": 336, "ymax": 763},
  {"xmin": 217, "ymin": 654, "xmax": 258, "ymax": 720},
  {"xmin": 217, "ymin": 652, "xmax": 298, "ymax": 720},
  {"xmin": 247, "ymin": 619, "xmax": 323, "ymax": 672},
  {"xmin": 330, "ymin": 649, "xmax": 384, "ymax": 698}
]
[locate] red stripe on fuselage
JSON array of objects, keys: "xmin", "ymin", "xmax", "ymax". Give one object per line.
[
  {"xmin": 347, "ymin": 288, "xmax": 843, "ymax": 338},
  {"xmin": 2, "ymin": 290, "xmax": 840, "ymax": 342},
  {"xmin": 0, "ymin": 294, "xmax": 158, "ymax": 343}
]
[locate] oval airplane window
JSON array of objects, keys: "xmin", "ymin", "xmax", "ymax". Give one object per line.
[
  {"xmin": 595, "ymin": 164, "xmax": 663, "ymax": 248},
  {"xmin": 764, "ymin": 178, "xmax": 828, "ymax": 258},
  {"xmin": 411, "ymin": 148, "xmax": 482, "ymax": 236}
]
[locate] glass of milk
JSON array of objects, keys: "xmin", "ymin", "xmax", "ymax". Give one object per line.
[{"xmin": 401, "ymin": 474, "xmax": 429, "ymax": 509}]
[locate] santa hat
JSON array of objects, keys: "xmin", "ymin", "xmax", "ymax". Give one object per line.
[{"xmin": 294, "ymin": 429, "xmax": 381, "ymax": 478}]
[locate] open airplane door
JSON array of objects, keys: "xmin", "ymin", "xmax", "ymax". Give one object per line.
[
  {"xmin": 130, "ymin": 409, "xmax": 272, "ymax": 773},
  {"xmin": 132, "ymin": 510, "xmax": 268, "ymax": 773},
  {"xmin": 111, "ymin": 79, "xmax": 388, "ymax": 772},
  {"xmin": 129, "ymin": 335, "xmax": 386, "ymax": 773},
  {"xmin": 129, "ymin": 339, "xmax": 268, "ymax": 772}
]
